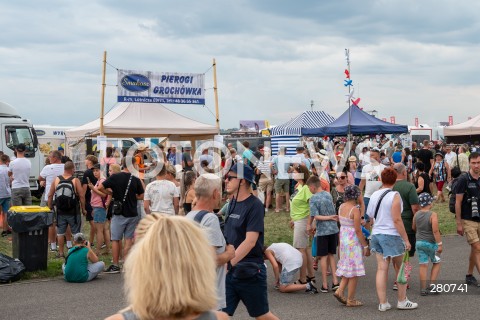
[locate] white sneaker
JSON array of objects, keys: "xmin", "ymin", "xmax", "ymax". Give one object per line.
[
  {"xmin": 378, "ymin": 302, "xmax": 392, "ymax": 312},
  {"xmin": 397, "ymin": 298, "xmax": 418, "ymax": 310}
]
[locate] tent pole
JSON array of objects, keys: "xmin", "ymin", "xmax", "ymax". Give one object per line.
[
  {"xmin": 213, "ymin": 58, "xmax": 220, "ymax": 131},
  {"xmin": 100, "ymin": 51, "xmax": 107, "ymax": 136}
]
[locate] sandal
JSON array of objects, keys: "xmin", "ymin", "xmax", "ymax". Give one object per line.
[
  {"xmin": 294, "ymin": 279, "xmax": 307, "ymax": 284},
  {"xmin": 307, "ymin": 276, "xmax": 316, "ymax": 283},
  {"xmin": 334, "ymin": 291, "xmax": 347, "ymax": 305},
  {"xmin": 346, "ymin": 299, "xmax": 363, "ymax": 307}
]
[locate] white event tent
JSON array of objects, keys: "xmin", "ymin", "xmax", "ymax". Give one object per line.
[{"xmin": 66, "ymin": 102, "xmax": 219, "ymax": 141}]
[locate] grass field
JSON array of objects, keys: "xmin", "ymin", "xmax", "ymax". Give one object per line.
[{"xmin": 0, "ymin": 201, "xmax": 456, "ymax": 281}]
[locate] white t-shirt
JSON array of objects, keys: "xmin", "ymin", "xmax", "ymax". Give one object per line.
[
  {"xmin": 361, "ymin": 163, "xmax": 386, "ymax": 198},
  {"xmin": 144, "ymin": 180, "xmax": 179, "ymax": 215},
  {"xmin": 359, "ymin": 152, "xmax": 371, "ymax": 166},
  {"xmin": 366, "ymin": 189, "xmax": 403, "ymax": 236},
  {"xmin": 267, "ymin": 243, "xmax": 303, "ymax": 272},
  {"xmin": 444, "ymin": 151, "xmax": 455, "ymax": 166},
  {"xmin": 8, "ymin": 158, "xmax": 31, "ymax": 189},
  {"xmin": 186, "ymin": 210, "xmax": 226, "ymax": 310},
  {"xmin": 40, "ymin": 163, "xmax": 65, "ymax": 201}
]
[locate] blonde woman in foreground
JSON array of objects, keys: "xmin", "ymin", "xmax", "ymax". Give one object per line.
[{"xmin": 105, "ymin": 214, "xmax": 229, "ymax": 320}]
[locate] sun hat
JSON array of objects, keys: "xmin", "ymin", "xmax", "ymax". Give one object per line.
[
  {"xmin": 137, "ymin": 143, "xmax": 148, "ymax": 151},
  {"xmin": 418, "ymin": 192, "xmax": 434, "ymax": 207},
  {"xmin": 348, "ymin": 155, "xmax": 357, "ymax": 162}
]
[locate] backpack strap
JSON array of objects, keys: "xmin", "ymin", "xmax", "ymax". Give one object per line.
[
  {"xmin": 194, "ymin": 210, "xmax": 210, "ymax": 224},
  {"xmin": 374, "ymin": 189, "xmax": 393, "ymax": 220},
  {"xmin": 64, "ymin": 246, "xmax": 83, "ymax": 266}
]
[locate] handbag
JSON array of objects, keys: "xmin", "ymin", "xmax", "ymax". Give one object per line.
[
  {"xmin": 112, "ymin": 174, "xmax": 133, "ymax": 215},
  {"xmin": 396, "ymin": 251, "xmax": 412, "ymax": 285}
]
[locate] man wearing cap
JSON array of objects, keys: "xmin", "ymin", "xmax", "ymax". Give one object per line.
[
  {"xmin": 223, "ymin": 163, "xmax": 278, "ymax": 320},
  {"xmin": 359, "ymin": 148, "xmax": 386, "ymax": 217},
  {"xmin": 8, "ymin": 143, "xmax": 32, "ymax": 206},
  {"xmin": 63, "ymin": 233, "xmax": 105, "ymax": 283}
]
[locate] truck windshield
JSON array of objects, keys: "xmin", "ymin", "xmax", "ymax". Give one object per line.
[{"xmin": 5, "ymin": 126, "xmax": 37, "ymax": 157}]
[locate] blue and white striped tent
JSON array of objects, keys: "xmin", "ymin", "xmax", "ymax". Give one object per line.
[{"xmin": 271, "ymin": 111, "xmax": 335, "ymax": 155}]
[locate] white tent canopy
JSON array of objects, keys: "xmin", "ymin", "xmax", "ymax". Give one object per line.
[
  {"xmin": 66, "ymin": 102, "xmax": 218, "ymax": 140},
  {"xmin": 444, "ymin": 114, "xmax": 480, "ymax": 137}
]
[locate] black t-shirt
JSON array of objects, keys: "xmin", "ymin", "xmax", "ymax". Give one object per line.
[
  {"xmin": 453, "ymin": 172, "xmax": 480, "ymax": 221},
  {"xmin": 182, "ymin": 152, "xmax": 193, "ymax": 171},
  {"xmin": 102, "ymin": 172, "xmax": 144, "ymax": 217},
  {"xmin": 417, "ymin": 149, "xmax": 433, "ymax": 172},
  {"xmin": 224, "ymin": 195, "xmax": 264, "ymax": 263},
  {"xmin": 82, "ymin": 169, "xmax": 98, "ymax": 209}
]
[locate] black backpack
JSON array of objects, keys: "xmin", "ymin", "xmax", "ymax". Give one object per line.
[{"xmin": 55, "ymin": 175, "xmax": 77, "ymax": 211}]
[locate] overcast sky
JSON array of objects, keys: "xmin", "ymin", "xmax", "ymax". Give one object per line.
[{"xmin": 1, "ymin": 0, "xmax": 478, "ymax": 130}]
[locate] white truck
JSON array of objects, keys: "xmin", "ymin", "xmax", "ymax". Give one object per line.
[
  {"xmin": 0, "ymin": 101, "xmax": 42, "ymax": 197},
  {"xmin": 34, "ymin": 125, "xmax": 75, "ymax": 161}
]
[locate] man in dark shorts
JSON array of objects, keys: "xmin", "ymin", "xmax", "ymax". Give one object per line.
[
  {"xmin": 223, "ymin": 163, "xmax": 278, "ymax": 320},
  {"xmin": 82, "ymin": 155, "xmax": 98, "ymax": 246}
]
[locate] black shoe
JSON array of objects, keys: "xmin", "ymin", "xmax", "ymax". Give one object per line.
[
  {"xmin": 332, "ymin": 283, "xmax": 340, "ymax": 291},
  {"xmin": 1, "ymin": 231, "xmax": 8, "ymax": 237},
  {"xmin": 305, "ymin": 282, "xmax": 318, "ymax": 294},
  {"xmin": 104, "ymin": 265, "xmax": 121, "ymax": 274},
  {"xmin": 466, "ymin": 274, "xmax": 478, "ymax": 286},
  {"xmin": 320, "ymin": 286, "xmax": 329, "ymax": 293}
]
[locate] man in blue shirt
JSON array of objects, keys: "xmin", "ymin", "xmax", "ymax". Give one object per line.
[{"xmin": 223, "ymin": 163, "xmax": 278, "ymax": 320}]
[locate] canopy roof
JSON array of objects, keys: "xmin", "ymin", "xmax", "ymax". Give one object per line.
[
  {"xmin": 302, "ymin": 106, "xmax": 408, "ymax": 136},
  {"xmin": 444, "ymin": 114, "xmax": 480, "ymax": 137},
  {"xmin": 271, "ymin": 111, "xmax": 335, "ymax": 136},
  {"xmin": 66, "ymin": 102, "xmax": 218, "ymax": 140}
]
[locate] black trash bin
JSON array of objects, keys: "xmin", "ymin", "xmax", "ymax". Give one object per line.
[{"xmin": 7, "ymin": 206, "xmax": 53, "ymax": 272}]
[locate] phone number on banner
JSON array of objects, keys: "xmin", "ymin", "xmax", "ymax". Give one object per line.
[{"xmin": 118, "ymin": 96, "xmax": 205, "ymax": 105}]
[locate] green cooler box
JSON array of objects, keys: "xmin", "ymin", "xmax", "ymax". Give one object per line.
[{"xmin": 7, "ymin": 206, "xmax": 53, "ymax": 272}]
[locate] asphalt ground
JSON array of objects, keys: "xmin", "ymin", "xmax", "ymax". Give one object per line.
[{"xmin": 1, "ymin": 235, "xmax": 479, "ymax": 320}]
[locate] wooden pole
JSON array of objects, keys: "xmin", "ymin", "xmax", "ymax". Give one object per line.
[
  {"xmin": 212, "ymin": 58, "xmax": 220, "ymax": 131},
  {"xmin": 100, "ymin": 51, "xmax": 107, "ymax": 136}
]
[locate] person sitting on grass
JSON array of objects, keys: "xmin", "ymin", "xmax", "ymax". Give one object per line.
[
  {"xmin": 63, "ymin": 233, "xmax": 105, "ymax": 283},
  {"xmin": 412, "ymin": 192, "xmax": 442, "ymax": 295},
  {"xmin": 264, "ymin": 243, "xmax": 318, "ymax": 294}
]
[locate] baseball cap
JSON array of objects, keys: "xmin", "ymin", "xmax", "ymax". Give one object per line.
[
  {"xmin": 418, "ymin": 192, "xmax": 433, "ymax": 207},
  {"xmin": 15, "ymin": 143, "xmax": 26, "ymax": 152},
  {"xmin": 229, "ymin": 163, "xmax": 255, "ymax": 184},
  {"xmin": 73, "ymin": 233, "xmax": 86, "ymax": 243},
  {"xmin": 336, "ymin": 151, "xmax": 343, "ymax": 158}
]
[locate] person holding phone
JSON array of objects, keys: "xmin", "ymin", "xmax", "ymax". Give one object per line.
[{"xmin": 62, "ymin": 233, "xmax": 105, "ymax": 283}]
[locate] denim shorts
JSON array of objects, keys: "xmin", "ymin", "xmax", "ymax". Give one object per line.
[
  {"xmin": 370, "ymin": 234, "xmax": 406, "ymax": 259},
  {"xmin": 93, "ymin": 207, "xmax": 107, "ymax": 223},
  {"xmin": 416, "ymin": 240, "xmax": 440, "ymax": 264},
  {"xmin": 224, "ymin": 263, "xmax": 269, "ymax": 318},
  {"xmin": 0, "ymin": 197, "xmax": 10, "ymax": 213},
  {"xmin": 280, "ymin": 267, "xmax": 300, "ymax": 285}
]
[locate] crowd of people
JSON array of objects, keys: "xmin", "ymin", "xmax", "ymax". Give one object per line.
[{"xmin": 1, "ymin": 136, "xmax": 480, "ymax": 318}]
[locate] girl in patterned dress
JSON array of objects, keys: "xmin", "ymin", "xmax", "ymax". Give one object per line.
[{"xmin": 334, "ymin": 185, "xmax": 371, "ymax": 307}]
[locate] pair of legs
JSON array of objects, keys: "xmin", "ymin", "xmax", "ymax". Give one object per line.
[
  {"xmin": 274, "ymin": 179, "xmax": 289, "ymax": 212},
  {"xmin": 110, "ymin": 215, "xmax": 139, "ymax": 266},
  {"xmin": 319, "ymin": 254, "xmax": 338, "ymax": 289},
  {"xmin": 435, "ymin": 181, "xmax": 446, "ymax": 202},
  {"xmin": 0, "ymin": 198, "xmax": 11, "ymax": 235},
  {"xmin": 375, "ymin": 254, "xmax": 408, "ymax": 304},
  {"xmin": 11, "ymin": 187, "xmax": 32, "ymax": 206},
  {"xmin": 277, "ymin": 267, "xmax": 314, "ymax": 293},
  {"xmin": 293, "ymin": 218, "xmax": 314, "ymax": 282},
  {"xmin": 296, "ymin": 247, "xmax": 315, "ymax": 282},
  {"xmin": 416, "ymin": 240, "xmax": 441, "ymax": 290},
  {"xmin": 463, "ymin": 220, "xmax": 480, "ymax": 280},
  {"xmin": 86, "ymin": 209, "xmax": 96, "ymax": 245},
  {"xmin": 336, "ymin": 276, "xmax": 359, "ymax": 302},
  {"xmin": 419, "ymin": 263, "xmax": 441, "ymax": 290}
]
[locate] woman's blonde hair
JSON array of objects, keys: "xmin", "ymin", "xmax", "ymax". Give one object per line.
[{"xmin": 123, "ymin": 214, "xmax": 217, "ymax": 319}]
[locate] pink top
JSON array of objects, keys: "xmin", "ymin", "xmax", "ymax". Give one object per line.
[
  {"xmin": 100, "ymin": 157, "xmax": 117, "ymax": 166},
  {"xmin": 91, "ymin": 178, "xmax": 109, "ymax": 208}
]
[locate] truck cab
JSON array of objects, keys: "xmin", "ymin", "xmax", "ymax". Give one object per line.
[{"xmin": 0, "ymin": 102, "xmax": 41, "ymax": 197}]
